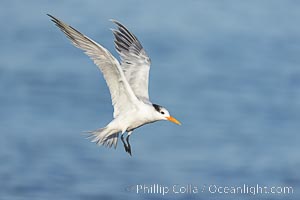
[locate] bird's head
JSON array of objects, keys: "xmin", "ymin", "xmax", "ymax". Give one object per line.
[{"xmin": 152, "ymin": 104, "xmax": 181, "ymax": 125}]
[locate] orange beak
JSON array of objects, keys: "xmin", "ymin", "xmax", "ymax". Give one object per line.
[{"xmin": 166, "ymin": 116, "xmax": 181, "ymax": 125}]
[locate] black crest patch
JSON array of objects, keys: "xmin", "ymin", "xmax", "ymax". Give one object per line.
[{"xmin": 152, "ymin": 104, "xmax": 162, "ymax": 112}]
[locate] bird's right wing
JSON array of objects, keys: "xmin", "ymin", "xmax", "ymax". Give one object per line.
[
  {"xmin": 48, "ymin": 14, "xmax": 139, "ymax": 117},
  {"xmin": 111, "ymin": 20, "xmax": 151, "ymax": 103}
]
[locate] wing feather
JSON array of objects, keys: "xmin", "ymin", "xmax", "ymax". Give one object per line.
[
  {"xmin": 111, "ymin": 20, "xmax": 151, "ymax": 102},
  {"xmin": 48, "ymin": 14, "xmax": 139, "ymax": 117}
]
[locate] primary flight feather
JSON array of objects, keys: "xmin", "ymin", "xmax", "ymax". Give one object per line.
[{"xmin": 48, "ymin": 14, "xmax": 181, "ymax": 155}]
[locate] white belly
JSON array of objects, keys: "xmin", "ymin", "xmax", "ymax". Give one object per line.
[{"xmin": 113, "ymin": 104, "xmax": 157, "ymax": 132}]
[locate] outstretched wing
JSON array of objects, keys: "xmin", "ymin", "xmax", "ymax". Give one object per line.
[
  {"xmin": 111, "ymin": 20, "xmax": 151, "ymax": 103},
  {"xmin": 48, "ymin": 14, "xmax": 139, "ymax": 117}
]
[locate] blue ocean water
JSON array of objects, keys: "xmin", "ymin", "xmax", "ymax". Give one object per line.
[{"xmin": 0, "ymin": 0, "xmax": 299, "ymax": 199}]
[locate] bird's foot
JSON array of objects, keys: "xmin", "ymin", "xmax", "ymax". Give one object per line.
[
  {"xmin": 126, "ymin": 143, "xmax": 132, "ymax": 156},
  {"xmin": 121, "ymin": 134, "xmax": 132, "ymax": 156},
  {"xmin": 124, "ymin": 144, "xmax": 132, "ymax": 156},
  {"xmin": 126, "ymin": 135, "xmax": 132, "ymax": 156}
]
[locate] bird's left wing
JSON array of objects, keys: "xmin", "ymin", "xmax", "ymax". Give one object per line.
[
  {"xmin": 48, "ymin": 15, "xmax": 140, "ymax": 117},
  {"xmin": 111, "ymin": 20, "xmax": 151, "ymax": 103}
]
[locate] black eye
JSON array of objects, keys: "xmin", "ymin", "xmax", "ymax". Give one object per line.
[{"xmin": 160, "ymin": 111, "xmax": 165, "ymax": 114}]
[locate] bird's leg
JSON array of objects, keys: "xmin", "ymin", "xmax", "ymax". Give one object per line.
[
  {"xmin": 121, "ymin": 131, "xmax": 133, "ymax": 156},
  {"xmin": 126, "ymin": 131, "xmax": 132, "ymax": 156},
  {"xmin": 121, "ymin": 134, "xmax": 129, "ymax": 153}
]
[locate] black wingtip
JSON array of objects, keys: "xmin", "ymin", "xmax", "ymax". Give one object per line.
[
  {"xmin": 47, "ymin": 13, "xmax": 55, "ymax": 19},
  {"xmin": 110, "ymin": 19, "xmax": 123, "ymax": 27},
  {"xmin": 47, "ymin": 14, "xmax": 59, "ymax": 25}
]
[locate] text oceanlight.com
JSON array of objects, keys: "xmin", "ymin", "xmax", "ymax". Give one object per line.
[{"xmin": 126, "ymin": 184, "xmax": 293, "ymax": 196}]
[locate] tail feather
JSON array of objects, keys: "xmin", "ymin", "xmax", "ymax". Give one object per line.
[{"xmin": 87, "ymin": 127, "xmax": 119, "ymax": 149}]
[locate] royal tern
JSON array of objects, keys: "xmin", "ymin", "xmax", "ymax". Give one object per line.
[{"xmin": 48, "ymin": 14, "xmax": 181, "ymax": 155}]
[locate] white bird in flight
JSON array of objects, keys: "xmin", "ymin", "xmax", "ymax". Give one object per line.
[{"xmin": 48, "ymin": 14, "xmax": 181, "ymax": 155}]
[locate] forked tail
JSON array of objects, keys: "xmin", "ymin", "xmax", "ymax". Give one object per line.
[{"xmin": 87, "ymin": 127, "xmax": 119, "ymax": 148}]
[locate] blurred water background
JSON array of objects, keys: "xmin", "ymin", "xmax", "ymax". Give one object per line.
[{"xmin": 0, "ymin": 0, "xmax": 299, "ymax": 199}]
